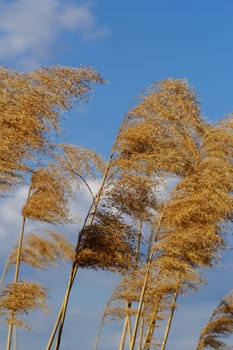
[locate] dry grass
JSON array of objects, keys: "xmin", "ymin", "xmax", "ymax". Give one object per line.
[
  {"xmin": 114, "ymin": 79, "xmax": 207, "ymax": 177},
  {"xmin": 6, "ymin": 230, "xmax": 75, "ymax": 271},
  {"xmin": 0, "ymin": 281, "xmax": 48, "ymax": 329},
  {"xmin": 76, "ymin": 210, "xmax": 136, "ymax": 272},
  {"xmin": 0, "ymin": 66, "xmax": 104, "ymax": 195},
  {"xmin": 56, "ymin": 144, "xmax": 105, "ymax": 180},
  {"xmin": 1, "ymin": 73, "xmax": 233, "ymax": 349},
  {"xmin": 196, "ymin": 290, "xmax": 233, "ymax": 350},
  {"xmin": 22, "ymin": 165, "xmax": 72, "ymax": 224},
  {"xmin": 94, "ymin": 79, "xmax": 233, "ymax": 350}
]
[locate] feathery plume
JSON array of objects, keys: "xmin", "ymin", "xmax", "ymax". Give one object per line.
[
  {"xmin": 196, "ymin": 290, "xmax": 233, "ymax": 350},
  {"xmin": 0, "ymin": 281, "xmax": 48, "ymax": 329}
]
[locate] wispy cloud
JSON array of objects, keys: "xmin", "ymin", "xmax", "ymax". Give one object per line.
[{"xmin": 0, "ymin": 0, "xmax": 108, "ymax": 70}]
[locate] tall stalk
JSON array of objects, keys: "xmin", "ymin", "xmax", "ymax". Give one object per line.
[
  {"xmin": 46, "ymin": 153, "xmax": 115, "ymax": 350},
  {"xmin": 119, "ymin": 316, "xmax": 128, "ymax": 350},
  {"xmin": 13, "ymin": 326, "xmax": 17, "ymax": 350},
  {"xmin": 129, "ymin": 194, "xmax": 173, "ymax": 350},
  {"xmin": 137, "ymin": 312, "xmax": 145, "ymax": 350},
  {"xmin": 142, "ymin": 295, "xmax": 162, "ymax": 349},
  {"xmin": 129, "ymin": 264, "xmax": 150, "ymax": 350},
  {"xmin": 54, "ymin": 263, "xmax": 79, "ymax": 350},
  {"xmin": 118, "ymin": 220, "xmax": 143, "ymax": 350},
  {"xmin": 160, "ymin": 283, "xmax": 179, "ymax": 350},
  {"xmin": 118, "ymin": 301, "xmax": 133, "ymax": 350},
  {"xmin": 47, "ymin": 108, "xmax": 135, "ymax": 349},
  {"xmin": 6, "ymin": 187, "xmax": 31, "ymax": 350},
  {"xmin": 6, "ymin": 216, "xmax": 26, "ymax": 350},
  {"xmin": 93, "ymin": 284, "xmax": 119, "ymax": 350},
  {"xmin": 127, "ymin": 305, "xmax": 132, "ymax": 347},
  {"xmin": 142, "ymin": 274, "xmax": 168, "ymax": 349}
]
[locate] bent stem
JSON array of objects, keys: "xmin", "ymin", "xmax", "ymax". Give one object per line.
[
  {"xmin": 46, "ymin": 153, "xmax": 115, "ymax": 350},
  {"xmin": 46, "ymin": 110, "xmax": 138, "ymax": 349}
]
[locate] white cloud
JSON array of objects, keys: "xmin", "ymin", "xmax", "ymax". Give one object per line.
[
  {"xmin": 0, "ymin": 186, "xmax": 28, "ymax": 247},
  {"xmin": 0, "ymin": 0, "xmax": 108, "ymax": 69}
]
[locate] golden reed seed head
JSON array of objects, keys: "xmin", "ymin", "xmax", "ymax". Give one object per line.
[
  {"xmin": 76, "ymin": 210, "xmax": 136, "ymax": 272},
  {"xmin": 0, "ymin": 281, "xmax": 48, "ymax": 329},
  {"xmin": 196, "ymin": 290, "xmax": 233, "ymax": 350},
  {"xmin": 0, "ymin": 66, "xmax": 104, "ymax": 195},
  {"xmin": 7, "ymin": 230, "xmax": 75, "ymax": 270},
  {"xmin": 22, "ymin": 165, "xmax": 72, "ymax": 224}
]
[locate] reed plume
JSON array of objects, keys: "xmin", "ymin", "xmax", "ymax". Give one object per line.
[
  {"xmin": 96, "ymin": 79, "xmax": 233, "ymax": 350},
  {"xmin": 5, "ymin": 230, "xmax": 74, "ymax": 272},
  {"xmin": 39, "ymin": 78, "xmax": 233, "ymax": 350},
  {"xmin": 22, "ymin": 165, "xmax": 72, "ymax": 224},
  {"xmin": 196, "ymin": 290, "xmax": 233, "ymax": 350},
  {"xmin": 76, "ymin": 210, "xmax": 136, "ymax": 272},
  {"xmin": 0, "ymin": 281, "xmax": 47, "ymax": 330},
  {"xmin": 0, "ymin": 66, "xmax": 104, "ymax": 195}
]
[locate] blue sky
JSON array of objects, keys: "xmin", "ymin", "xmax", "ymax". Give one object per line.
[{"xmin": 0, "ymin": 1, "xmax": 233, "ymax": 349}]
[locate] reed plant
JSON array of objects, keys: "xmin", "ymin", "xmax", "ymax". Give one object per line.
[{"xmin": 0, "ymin": 66, "xmax": 232, "ymax": 350}]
